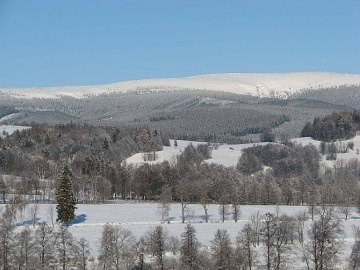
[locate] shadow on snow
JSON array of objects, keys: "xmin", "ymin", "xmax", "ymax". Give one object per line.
[{"xmin": 67, "ymin": 214, "xmax": 87, "ymax": 226}]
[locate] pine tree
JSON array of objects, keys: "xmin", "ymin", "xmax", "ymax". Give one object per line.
[{"xmin": 56, "ymin": 165, "xmax": 77, "ymax": 225}]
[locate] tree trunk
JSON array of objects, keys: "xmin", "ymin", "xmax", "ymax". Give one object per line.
[
  {"xmin": 181, "ymin": 202, "xmax": 187, "ymax": 223},
  {"xmin": 202, "ymin": 204, "xmax": 208, "ymax": 223}
]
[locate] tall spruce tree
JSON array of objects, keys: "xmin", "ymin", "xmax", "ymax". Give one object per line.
[{"xmin": 56, "ymin": 165, "xmax": 77, "ymax": 225}]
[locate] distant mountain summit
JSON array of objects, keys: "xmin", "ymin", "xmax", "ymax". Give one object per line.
[{"xmin": 1, "ymin": 72, "xmax": 359, "ymax": 99}]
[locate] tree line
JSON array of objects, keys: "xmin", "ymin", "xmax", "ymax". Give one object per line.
[
  {"xmin": 1, "ymin": 123, "xmax": 360, "ymax": 213},
  {"xmin": 301, "ymin": 110, "xmax": 360, "ymax": 141},
  {"xmin": 0, "ymin": 105, "xmax": 17, "ymax": 120}
]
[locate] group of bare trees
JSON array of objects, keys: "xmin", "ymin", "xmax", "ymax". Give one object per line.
[
  {"xmin": 1, "ymin": 195, "xmax": 359, "ymax": 269},
  {"xmin": 2, "ymin": 222, "xmax": 91, "ymax": 270},
  {"xmin": 349, "ymin": 226, "xmax": 360, "ymax": 269},
  {"xmin": 0, "ymin": 199, "xmax": 89, "ymax": 270},
  {"xmin": 96, "ymin": 207, "xmax": 359, "ymax": 270}
]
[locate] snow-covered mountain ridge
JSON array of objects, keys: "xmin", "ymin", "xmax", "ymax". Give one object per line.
[{"xmin": 1, "ymin": 72, "xmax": 359, "ymax": 99}]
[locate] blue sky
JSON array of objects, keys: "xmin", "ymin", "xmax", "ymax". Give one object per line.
[{"xmin": 0, "ymin": 0, "xmax": 359, "ymax": 87}]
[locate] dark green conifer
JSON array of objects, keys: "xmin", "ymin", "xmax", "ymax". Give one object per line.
[{"xmin": 56, "ymin": 165, "xmax": 77, "ymax": 224}]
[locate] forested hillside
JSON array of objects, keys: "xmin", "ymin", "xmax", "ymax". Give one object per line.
[
  {"xmin": 0, "ymin": 123, "xmax": 168, "ymax": 201},
  {"xmin": 293, "ymin": 85, "xmax": 360, "ymax": 109},
  {"xmin": 1, "ymin": 123, "xmax": 360, "ymax": 210},
  {"xmin": 0, "ymin": 105, "xmax": 17, "ymax": 119},
  {"xmin": 0, "ymin": 88, "xmax": 347, "ymax": 143}
]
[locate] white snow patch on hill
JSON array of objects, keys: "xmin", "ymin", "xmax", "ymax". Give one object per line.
[
  {"xmin": 126, "ymin": 140, "xmax": 269, "ymax": 167},
  {"xmin": 292, "ymin": 136, "xmax": 360, "ymax": 166},
  {"xmin": 0, "ymin": 125, "xmax": 31, "ymax": 137},
  {"xmin": 1, "ymin": 72, "xmax": 359, "ymax": 99},
  {"xmin": 127, "ymin": 136, "xmax": 360, "ymax": 169}
]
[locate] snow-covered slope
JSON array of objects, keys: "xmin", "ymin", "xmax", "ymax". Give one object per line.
[
  {"xmin": 126, "ymin": 140, "xmax": 270, "ymax": 167},
  {"xmin": 1, "ymin": 72, "xmax": 359, "ymax": 99},
  {"xmin": 0, "ymin": 125, "xmax": 31, "ymax": 137},
  {"xmin": 126, "ymin": 136, "xmax": 360, "ymax": 168}
]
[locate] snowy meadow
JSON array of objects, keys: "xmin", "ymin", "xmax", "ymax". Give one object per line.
[{"xmin": 1, "ymin": 202, "xmax": 359, "ymax": 269}]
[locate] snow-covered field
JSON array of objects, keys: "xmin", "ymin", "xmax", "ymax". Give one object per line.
[
  {"xmin": 1, "ymin": 202, "xmax": 359, "ymax": 268},
  {"xmin": 292, "ymin": 136, "xmax": 360, "ymax": 167},
  {"xmin": 0, "ymin": 124, "xmax": 31, "ymax": 137},
  {"xmin": 126, "ymin": 136, "xmax": 360, "ymax": 168},
  {"xmin": 0, "ymin": 114, "xmax": 32, "ymax": 136},
  {"xmin": 1, "ymin": 72, "xmax": 359, "ymax": 99},
  {"xmin": 127, "ymin": 139, "xmax": 271, "ymax": 167}
]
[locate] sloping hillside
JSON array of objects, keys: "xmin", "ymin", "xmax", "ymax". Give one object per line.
[
  {"xmin": 1, "ymin": 72, "xmax": 359, "ymax": 143},
  {"xmin": 126, "ymin": 136, "xmax": 360, "ymax": 169}
]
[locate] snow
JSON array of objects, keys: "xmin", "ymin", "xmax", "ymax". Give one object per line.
[
  {"xmin": 0, "ymin": 125, "xmax": 31, "ymax": 137},
  {"xmin": 126, "ymin": 136, "xmax": 360, "ymax": 168},
  {"xmin": 1, "ymin": 72, "xmax": 359, "ymax": 99},
  {"xmin": 1, "ymin": 202, "xmax": 359, "ymax": 268},
  {"xmin": 126, "ymin": 140, "xmax": 272, "ymax": 167},
  {"xmin": 0, "ymin": 113, "xmax": 20, "ymax": 123},
  {"xmin": 0, "ymin": 115, "xmax": 31, "ymax": 137},
  {"xmin": 291, "ymin": 136, "xmax": 360, "ymax": 167}
]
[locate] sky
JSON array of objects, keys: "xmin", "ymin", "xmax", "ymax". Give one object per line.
[{"xmin": 0, "ymin": 0, "xmax": 359, "ymax": 88}]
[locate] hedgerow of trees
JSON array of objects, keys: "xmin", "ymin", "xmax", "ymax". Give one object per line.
[{"xmin": 302, "ymin": 110, "xmax": 360, "ymax": 141}]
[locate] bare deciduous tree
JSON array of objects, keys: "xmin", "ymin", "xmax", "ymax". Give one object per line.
[
  {"xmin": 0, "ymin": 198, "xmax": 26, "ymax": 269},
  {"xmin": 34, "ymin": 222, "xmax": 56, "ymax": 269},
  {"xmin": 211, "ymin": 229, "xmax": 233, "ymax": 270},
  {"xmin": 180, "ymin": 224, "xmax": 199, "ymax": 270},
  {"xmin": 28, "ymin": 204, "xmax": 39, "ymax": 228},
  {"xmin": 99, "ymin": 224, "xmax": 137, "ymax": 270},
  {"xmin": 230, "ymin": 186, "xmax": 241, "ymax": 223},
  {"xmin": 305, "ymin": 207, "xmax": 344, "ymax": 270},
  {"xmin": 271, "ymin": 214, "xmax": 295, "ymax": 270},
  {"xmin": 76, "ymin": 238, "xmax": 91, "ymax": 270},
  {"xmin": 157, "ymin": 185, "xmax": 172, "ymax": 223},
  {"xmin": 144, "ymin": 226, "xmax": 167, "ymax": 270},
  {"xmin": 56, "ymin": 225, "xmax": 79, "ymax": 270},
  {"xmin": 11, "ymin": 226, "xmax": 36, "ymax": 269},
  {"xmin": 295, "ymin": 210, "xmax": 307, "ymax": 244},
  {"xmin": 250, "ymin": 211, "xmax": 262, "ymax": 246},
  {"xmin": 46, "ymin": 204, "xmax": 55, "ymax": 227},
  {"xmin": 349, "ymin": 226, "xmax": 360, "ymax": 270},
  {"xmin": 235, "ymin": 222, "xmax": 258, "ymax": 270},
  {"xmin": 176, "ymin": 175, "xmax": 194, "ymax": 223}
]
